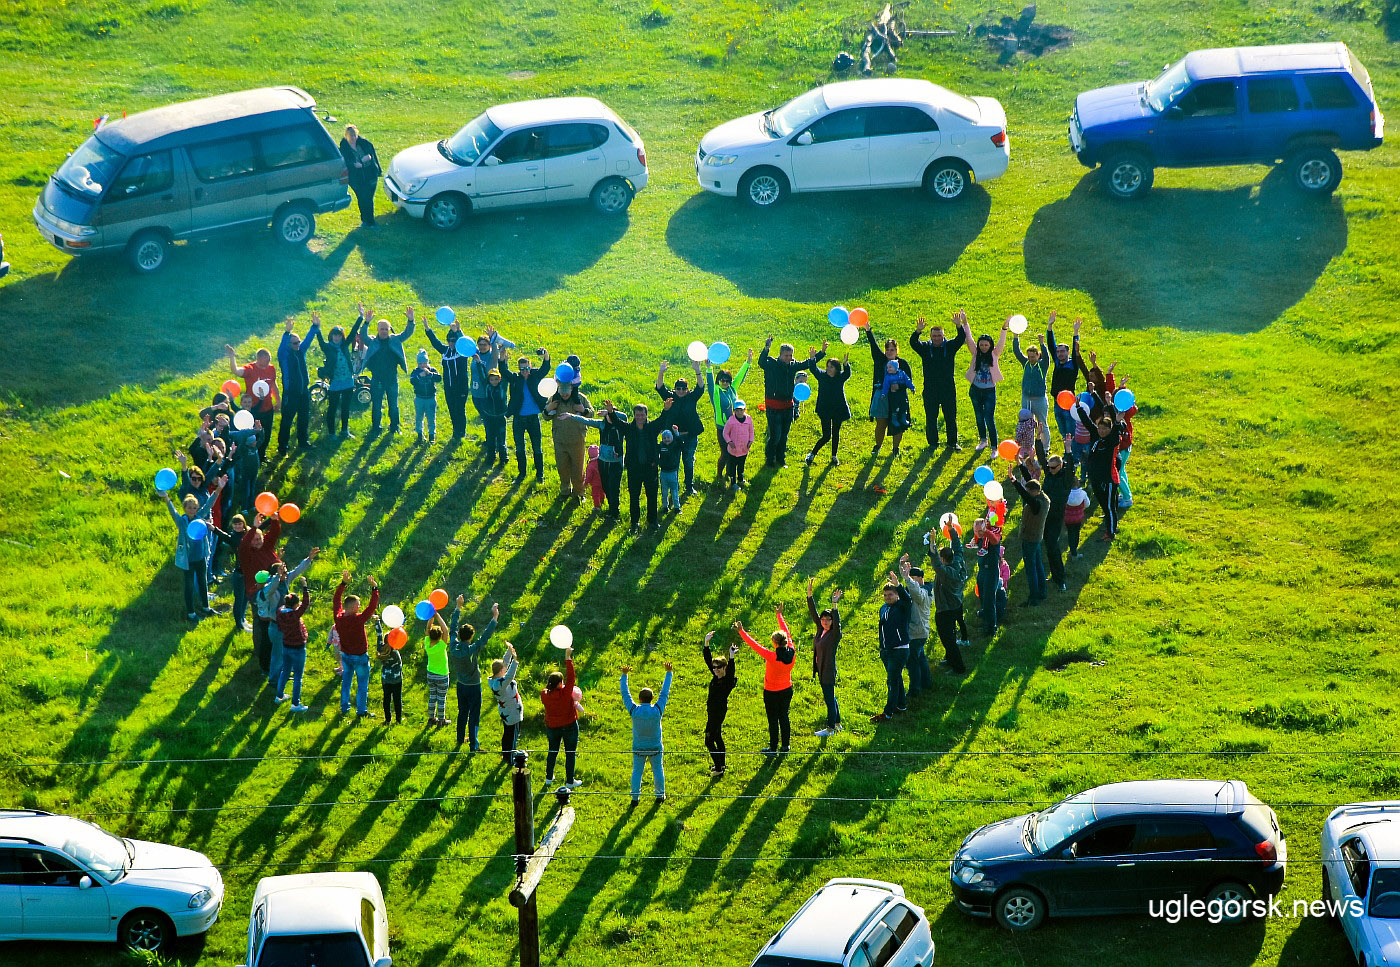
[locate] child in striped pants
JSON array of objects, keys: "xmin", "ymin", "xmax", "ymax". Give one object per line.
[{"xmin": 425, "ymin": 614, "xmax": 451, "ymax": 726}]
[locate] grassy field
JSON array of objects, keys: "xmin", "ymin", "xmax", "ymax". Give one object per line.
[{"xmin": 1, "ymin": 0, "xmax": 1399, "ymax": 965}]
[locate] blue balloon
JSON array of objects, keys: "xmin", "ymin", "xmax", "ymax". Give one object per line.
[
  {"xmin": 186, "ymin": 518, "xmax": 208, "ymax": 542},
  {"xmin": 792, "ymin": 382, "xmax": 812, "ymax": 403},
  {"xmin": 828, "ymin": 305, "xmax": 849, "ymax": 328},
  {"xmin": 1078, "ymin": 392, "xmax": 1094, "ymax": 409},
  {"xmin": 154, "ymin": 467, "xmax": 177, "ymax": 492},
  {"xmin": 555, "ymin": 363, "xmax": 576, "ymax": 383},
  {"xmin": 972, "ymin": 465, "xmax": 994, "ymax": 486},
  {"xmin": 436, "ymin": 305, "xmax": 455, "ymax": 325},
  {"xmin": 708, "ymin": 342, "xmax": 731, "ymax": 365},
  {"xmin": 455, "ymin": 336, "xmax": 472, "ymax": 355},
  {"xmin": 415, "ymin": 600, "xmax": 436, "ymax": 621},
  {"xmin": 1114, "ymin": 388, "xmax": 1135, "ymax": 411}
]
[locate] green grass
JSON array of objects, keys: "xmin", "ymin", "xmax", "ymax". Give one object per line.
[{"xmin": 1, "ymin": 0, "xmax": 1399, "ymax": 965}]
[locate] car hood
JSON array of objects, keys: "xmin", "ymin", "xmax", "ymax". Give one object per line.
[
  {"xmin": 1075, "ymin": 82, "xmax": 1154, "ymax": 129},
  {"xmin": 389, "ymin": 141, "xmax": 461, "ymax": 185},
  {"xmin": 1366, "ymin": 921, "xmax": 1400, "ymax": 963},
  {"xmin": 123, "ymin": 839, "xmax": 221, "ymax": 893},
  {"xmin": 699, "ymin": 111, "xmax": 775, "ymax": 155},
  {"xmin": 961, "ymin": 814, "xmax": 1037, "ymax": 862}
]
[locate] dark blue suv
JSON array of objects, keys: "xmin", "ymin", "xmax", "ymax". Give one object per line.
[{"xmin": 1070, "ymin": 43, "xmax": 1383, "ymax": 199}]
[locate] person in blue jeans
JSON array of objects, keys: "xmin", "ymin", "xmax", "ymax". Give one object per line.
[
  {"xmin": 959, "ymin": 313, "xmax": 1008, "ymax": 453},
  {"xmin": 164, "ymin": 479, "xmax": 226, "ymax": 620},
  {"xmin": 621, "ymin": 662, "xmax": 673, "ymax": 805},
  {"xmin": 469, "ymin": 324, "xmax": 516, "ymax": 440},
  {"xmin": 655, "ymin": 358, "xmax": 705, "ymax": 495},
  {"xmin": 258, "ymin": 551, "xmax": 319, "ymax": 689},
  {"xmin": 409, "ymin": 349, "xmax": 442, "ymax": 444},
  {"xmin": 1046, "ymin": 313, "xmax": 1086, "ymax": 441},
  {"xmin": 274, "ymin": 577, "xmax": 313, "ymax": 711},
  {"xmin": 870, "ymin": 571, "xmax": 911, "ymax": 723},
  {"xmin": 1009, "ymin": 462, "xmax": 1050, "ymax": 604},
  {"xmin": 362, "ymin": 307, "xmax": 416, "ymax": 436},
  {"xmin": 450, "ymin": 598, "xmax": 498, "ymax": 751},
  {"xmin": 333, "ymin": 572, "xmax": 379, "ymax": 719},
  {"xmin": 899, "ymin": 555, "xmax": 934, "ymax": 700},
  {"xmin": 657, "ymin": 429, "xmax": 683, "ymax": 513}
]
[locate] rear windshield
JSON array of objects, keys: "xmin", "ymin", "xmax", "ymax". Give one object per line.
[
  {"xmin": 54, "ymin": 134, "xmax": 126, "ymax": 199},
  {"xmin": 257, "ymin": 933, "xmax": 369, "ymax": 967},
  {"xmin": 1346, "ymin": 48, "xmax": 1375, "ymax": 102},
  {"xmin": 753, "ymin": 957, "xmax": 842, "ymax": 967}
]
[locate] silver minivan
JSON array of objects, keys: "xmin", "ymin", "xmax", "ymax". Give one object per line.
[{"xmin": 33, "ymin": 86, "xmax": 350, "ymax": 273}]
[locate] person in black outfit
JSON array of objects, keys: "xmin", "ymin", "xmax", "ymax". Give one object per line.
[
  {"xmin": 604, "ymin": 398, "xmax": 672, "ymax": 533},
  {"xmin": 701, "ymin": 632, "xmax": 739, "ymax": 776},
  {"xmin": 1077, "ymin": 401, "xmax": 1124, "ymax": 541},
  {"xmin": 339, "ymin": 124, "xmax": 381, "ymax": 228},
  {"xmin": 806, "ymin": 354, "xmax": 852, "ymax": 465},
  {"xmin": 499, "ymin": 348, "xmax": 550, "ymax": 481},
  {"xmin": 655, "ymin": 359, "xmax": 705, "ymax": 495},
  {"xmin": 871, "ymin": 572, "xmax": 912, "ymax": 723},
  {"xmin": 758, "ymin": 336, "xmax": 826, "ymax": 468},
  {"xmin": 910, "ymin": 311, "xmax": 968, "ymax": 450},
  {"xmin": 1035, "ymin": 427, "xmax": 1078, "ymax": 592},
  {"xmin": 276, "ymin": 314, "xmax": 319, "ymax": 454},
  {"xmin": 424, "ymin": 318, "xmax": 473, "ymax": 442}
]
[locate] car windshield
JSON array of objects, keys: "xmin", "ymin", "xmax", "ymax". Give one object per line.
[
  {"xmin": 1031, "ymin": 794, "xmax": 1097, "ymax": 852},
  {"xmin": 1370, "ymin": 868, "xmax": 1400, "ymax": 919},
  {"xmin": 768, "ymin": 88, "xmax": 830, "ymax": 138},
  {"xmin": 1144, "ymin": 58, "xmax": 1192, "ymax": 113},
  {"xmin": 444, "ymin": 113, "xmax": 503, "ymax": 166},
  {"xmin": 752, "ymin": 958, "xmax": 842, "ymax": 966},
  {"xmin": 257, "ymin": 933, "xmax": 370, "ymax": 967},
  {"xmin": 61, "ymin": 820, "xmax": 130, "ymax": 882},
  {"xmin": 53, "ymin": 134, "xmax": 125, "ymax": 198}
]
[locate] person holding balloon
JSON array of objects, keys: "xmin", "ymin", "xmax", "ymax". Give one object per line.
[
  {"xmin": 333, "ymin": 571, "xmax": 380, "ymax": 720},
  {"xmin": 805, "ymin": 354, "xmax": 851, "ymax": 466},
  {"xmin": 543, "ymin": 375, "xmax": 595, "ymax": 502},
  {"xmin": 704, "ymin": 346, "xmax": 752, "ymax": 476},
  {"xmin": 276, "ymin": 313, "xmax": 320, "ymax": 455},
  {"xmin": 362, "ymin": 308, "xmax": 416, "ymax": 436},
  {"xmin": 959, "ymin": 315, "xmax": 1009, "ymax": 454},
  {"xmin": 656, "ymin": 357, "xmax": 706, "ymax": 497},
  {"xmin": 928, "ymin": 519, "xmax": 969, "ymax": 674},
  {"xmin": 452, "ymin": 599, "xmax": 499, "ymax": 751},
  {"xmin": 376, "ymin": 619, "xmax": 404, "ymax": 726},
  {"xmin": 467, "ymin": 323, "xmax": 515, "ymax": 439},
  {"xmin": 759, "ymin": 336, "xmax": 826, "ymax": 468},
  {"xmin": 541, "ymin": 646, "xmax": 583, "ymax": 790},
  {"xmin": 1007, "ymin": 459, "xmax": 1050, "ymax": 605},
  {"xmin": 910, "ymin": 312, "xmax": 968, "ymax": 451},
  {"xmin": 162, "ymin": 474, "xmax": 226, "ymax": 621},
  {"xmin": 256, "ymin": 550, "xmax": 318, "ymax": 683},
  {"xmin": 971, "ymin": 516, "xmax": 1007, "ymax": 635},
  {"xmin": 236, "ymin": 513, "xmax": 283, "ymax": 637},
  {"xmin": 1035, "ymin": 430, "xmax": 1078, "ymax": 592},
  {"xmin": 423, "ymin": 610, "xmax": 453, "ymax": 727},
  {"xmin": 1077, "ymin": 400, "xmax": 1125, "ymax": 542},
  {"xmin": 424, "ymin": 307, "xmax": 472, "ymax": 442},
  {"xmin": 1046, "ymin": 314, "xmax": 1086, "ymax": 443},
  {"xmin": 312, "ymin": 311, "xmax": 366, "ymax": 440},
  {"xmin": 1010, "ymin": 328, "xmax": 1051, "ymax": 450},
  {"xmin": 225, "ymin": 343, "xmax": 279, "ymax": 454},
  {"xmin": 499, "ymin": 348, "xmax": 551, "ymax": 483},
  {"xmin": 864, "ymin": 327, "xmax": 915, "ymax": 457}
]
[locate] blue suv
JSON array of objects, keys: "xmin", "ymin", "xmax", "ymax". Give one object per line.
[{"xmin": 1070, "ymin": 43, "xmax": 1383, "ymax": 199}]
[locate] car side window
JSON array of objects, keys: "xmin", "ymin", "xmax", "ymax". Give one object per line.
[
  {"xmin": 862, "ymin": 922, "xmax": 900, "ymax": 967},
  {"xmin": 805, "ymin": 109, "xmax": 869, "ymax": 144},
  {"xmin": 1134, "ymin": 819, "xmax": 1215, "ymax": 853},
  {"xmin": 260, "ymin": 126, "xmax": 333, "ymax": 169},
  {"xmin": 361, "ymin": 897, "xmax": 376, "ymax": 952},
  {"xmin": 1175, "ymin": 81, "xmax": 1237, "ymax": 118},
  {"xmin": 0, "ymin": 849, "xmax": 22, "ymax": 886},
  {"xmin": 109, "ymin": 151, "xmax": 174, "ymax": 199},
  {"xmin": 17, "ymin": 849, "xmax": 82, "ymax": 887},
  {"xmin": 882, "ymin": 903, "xmax": 919, "ymax": 942},
  {"xmin": 847, "ymin": 946, "xmax": 872, "ymax": 967},
  {"xmin": 866, "ymin": 106, "xmax": 938, "ymax": 137},
  {"xmin": 543, "ymin": 123, "xmax": 609, "ymax": 158},
  {"xmin": 1247, "ymin": 77, "xmax": 1301, "ymax": 114},
  {"xmin": 488, "ymin": 129, "xmax": 545, "ymax": 165},
  {"xmin": 1303, "ymin": 74, "xmax": 1359, "ymax": 110},
  {"xmin": 1075, "ymin": 822, "xmax": 1138, "ymax": 858},
  {"xmin": 251, "ymin": 904, "xmax": 265, "ymax": 966},
  {"xmin": 189, "ymin": 138, "xmax": 260, "ymax": 182},
  {"xmin": 1342, "ymin": 840, "xmax": 1371, "ymax": 898}
]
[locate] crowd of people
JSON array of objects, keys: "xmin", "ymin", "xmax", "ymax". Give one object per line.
[{"xmin": 158, "ymin": 302, "xmax": 1140, "ymax": 797}]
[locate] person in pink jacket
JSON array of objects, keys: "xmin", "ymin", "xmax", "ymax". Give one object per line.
[
  {"xmin": 722, "ymin": 400, "xmax": 755, "ymax": 490},
  {"xmin": 959, "ymin": 311, "xmax": 1010, "ymax": 453}
]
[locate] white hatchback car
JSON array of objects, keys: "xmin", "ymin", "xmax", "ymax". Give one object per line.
[
  {"xmin": 750, "ymin": 878, "xmax": 935, "ymax": 967},
  {"xmin": 697, "ymin": 78, "xmax": 1009, "ymax": 206},
  {"xmin": 385, "ymin": 97, "xmax": 648, "ymax": 230},
  {"xmin": 1322, "ymin": 801, "xmax": 1400, "ymax": 967},
  {"xmin": 0, "ymin": 809, "xmax": 222, "ymax": 953},
  {"xmin": 239, "ymin": 872, "xmax": 391, "ymax": 967}
]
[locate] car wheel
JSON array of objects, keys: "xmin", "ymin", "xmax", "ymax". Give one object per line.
[
  {"xmin": 1204, "ymin": 881, "xmax": 1254, "ymax": 923},
  {"xmin": 310, "ymin": 383, "xmax": 327, "ymax": 404},
  {"xmin": 126, "ymin": 230, "xmax": 169, "ymax": 274},
  {"xmin": 924, "ymin": 159, "xmax": 971, "ymax": 201},
  {"xmin": 273, "ymin": 205, "xmax": 316, "ymax": 245},
  {"xmin": 590, "ymin": 176, "xmax": 634, "ymax": 215},
  {"xmin": 739, "ymin": 168, "xmax": 787, "ymax": 208},
  {"xmin": 1288, "ymin": 147, "xmax": 1342, "ymax": 196},
  {"xmin": 994, "ymin": 887, "xmax": 1045, "ymax": 932},
  {"xmin": 426, "ymin": 192, "xmax": 468, "ymax": 231},
  {"xmin": 119, "ymin": 910, "xmax": 173, "ymax": 953},
  {"xmin": 356, "ymin": 386, "xmax": 372, "ymax": 405},
  {"xmin": 1101, "ymin": 151, "xmax": 1154, "ymax": 200}
]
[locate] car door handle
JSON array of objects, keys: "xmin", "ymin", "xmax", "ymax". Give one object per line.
[
  {"xmin": 1116, "ymin": 862, "xmax": 1135, "ymax": 867},
  {"xmin": 525, "ymin": 165, "xmax": 540, "ymax": 171},
  {"xmin": 586, "ymin": 155, "xmax": 601, "ymax": 160},
  {"xmin": 852, "ymin": 143, "xmax": 867, "ymax": 150}
]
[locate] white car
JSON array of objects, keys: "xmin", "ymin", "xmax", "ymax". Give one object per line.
[
  {"xmin": 385, "ymin": 97, "xmax": 648, "ymax": 229},
  {"xmin": 696, "ymin": 78, "xmax": 1009, "ymax": 206},
  {"xmin": 239, "ymin": 872, "xmax": 391, "ymax": 967},
  {"xmin": 1322, "ymin": 801, "xmax": 1400, "ymax": 966},
  {"xmin": 0, "ymin": 809, "xmax": 222, "ymax": 952},
  {"xmin": 750, "ymin": 878, "xmax": 935, "ymax": 967}
]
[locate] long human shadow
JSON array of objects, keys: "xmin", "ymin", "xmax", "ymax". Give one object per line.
[
  {"xmin": 1023, "ymin": 168, "xmax": 1347, "ymax": 333},
  {"xmin": 666, "ymin": 186, "xmax": 991, "ymax": 301}
]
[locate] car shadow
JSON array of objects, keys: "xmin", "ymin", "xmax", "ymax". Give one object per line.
[
  {"xmin": 1022, "ymin": 168, "xmax": 1347, "ymax": 333},
  {"xmin": 665, "ymin": 186, "xmax": 991, "ymax": 301}
]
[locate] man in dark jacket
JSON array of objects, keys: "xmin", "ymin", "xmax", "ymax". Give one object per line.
[
  {"xmin": 1046, "ymin": 313, "xmax": 1088, "ymax": 441},
  {"xmin": 758, "ymin": 336, "xmax": 826, "ymax": 468},
  {"xmin": 1035, "ymin": 432, "xmax": 1077, "ymax": 592},
  {"xmin": 928, "ymin": 525, "xmax": 969, "ymax": 673},
  {"xmin": 701, "ymin": 632, "xmax": 739, "ymax": 776},
  {"xmin": 425, "ymin": 320, "xmax": 473, "ymax": 442},
  {"xmin": 604, "ymin": 398, "xmax": 672, "ymax": 533},
  {"xmin": 910, "ymin": 312, "xmax": 967, "ymax": 450},
  {"xmin": 339, "ymin": 124, "xmax": 380, "ymax": 228},
  {"xmin": 276, "ymin": 314, "xmax": 320, "ymax": 455},
  {"xmin": 655, "ymin": 358, "xmax": 705, "ymax": 496},
  {"xmin": 871, "ymin": 572, "xmax": 912, "ymax": 722},
  {"xmin": 500, "ymin": 348, "xmax": 550, "ymax": 481},
  {"xmin": 363, "ymin": 308, "xmax": 416, "ymax": 435}
]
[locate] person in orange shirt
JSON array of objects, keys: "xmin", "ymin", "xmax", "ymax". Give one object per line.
[
  {"xmin": 734, "ymin": 605, "xmax": 796, "ymax": 755},
  {"xmin": 540, "ymin": 647, "xmax": 583, "ymax": 791}
]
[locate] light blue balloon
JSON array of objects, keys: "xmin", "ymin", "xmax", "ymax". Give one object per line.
[
  {"xmin": 708, "ymin": 342, "xmax": 731, "ymax": 365},
  {"xmin": 154, "ymin": 467, "xmax": 177, "ymax": 492},
  {"xmin": 415, "ymin": 600, "xmax": 435, "ymax": 621},
  {"xmin": 973, "ymin": 465, "xmax": 994, "ymax": 485},
  {"xmin": 792, "ymin": 382, "xmax": 812, "ymax": 403},
  {"xmin": 555, "ymin": 363, "xmax": 576, "ymax": 383},
  {"xmin": 1114, "ymin": 388, "xmax": 1135, "ymax": 411},
  {"xmin": 186, "ymin": 519, "xmax": 208, "ymax": 541},
  {"xmin": 828, "ymin": 306, "xmax": 849, "ymax": 328},
  {"xmin": 436, "ymin": 305, "xmax": 455, "ymax": 325},
  {"xmin": 455, "ymin": 336, "xmax": 472, "ymax": 355}
]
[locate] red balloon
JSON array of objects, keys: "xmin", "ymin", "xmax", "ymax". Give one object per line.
[
  {"xmin": 221, "ymin": 379, "xmax": 242, "ymax": 399},
  {"xmin": 997, "ymin": 439, "xmax": 1019, "ymax": 461},
  {"xmin": 278, "ymin": 502, "xmax": 301, "ymax": 523},
  {"xmin": 255, "ymin": 492, "xmax": 279, "ymax": 516},
  {"xmin": 428, "ymin": 588, "xmax": 449, "ymax": 611},
  {"xmin": 387, "ymin": 627, "xmax": 407, "ymax": 650},
  {"xmin": 1056, "ymin": 389, "xmax": 1076, "ymax": 410}
]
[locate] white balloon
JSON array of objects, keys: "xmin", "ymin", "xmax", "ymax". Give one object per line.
[
  {"xmin": 536, "ymin": 376, "xmax": 559, "ymax": 398},
  {"xmin": 232, "ymin": 409, "xmax": 254, "ymax": 431},
  {"xmin": 1008, "ymin": 314, "xmax": 1029, "ymax": 335},
  {"xmin": 939, "ymin": 511, "xmax": 960, "ymax": 530},
  {"xmin": 549, "ymin": 624, "xmax": 573, "ymax": 649},
  {"xmin": 381, "ymin": 605, "xmax": 405, "ymax": 630},
  {"xmin": 839, "ymin": 324, "xmax": 860, "ymax": 346},
  {"xmin": 687, "ymin": 340, "xmax": 707, "ymax": 363},
  {"xmin": 252, "ymin": 379, "xmax": 271, "ymax": 398},
  {"xmin": 983, "ymin": 480, "xmax": 1004, "ymax": 502}
]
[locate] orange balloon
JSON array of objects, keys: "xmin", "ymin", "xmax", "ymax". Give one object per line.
[
  {"xmin": 1056, "ymin": 389, "xmax": 1076, "ymax": 410},
  {"xmin": 849, "ymin": 307, "xmax": 869, "ymax": 329},
  {"xmin": 387, "ymin": 627, "xmax": 407, "ymax": 650},
  {"xmin": 221, "ymin": 379, "xmax": 242, "ymax": 399},
  {"xmin": 429, "ymin": 588, "xmax": 449, "ymax": 611},
  {"xmin": 278, "ymin": 502, "xmax": 301, "ymax": 524},
  {"xmin": 997, "ymin": 439, "xmax": 1019, "ymax": 461},
  {"xmin": 255, "ymin": 491, "xmax": 279, "ymax": 516}
]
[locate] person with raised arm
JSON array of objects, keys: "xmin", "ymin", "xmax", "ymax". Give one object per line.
[
  {"xmin": 164, "ymin": 475, "xmax": 226, "ymax": 621},
  {"xmin": 276, "ymin": 313, "xmax": 320, "ymax": 455},
  {"xmin": 656, "ymin": 358, "xmax": 706, "ymax": 496},
  {"xmin": 1011, "ymin": 320, "xmax": 1051, "ymax": 450},
  {"xmin": 758, "ymin": 336, "xmax": 826, "ymax": 468},
  {"xmin": 865, "ymin": 326, "xmax": 916, "ymax": 458},
  {"xmin": 807, "ymin": 578, "xmax": 843, "ymax": 737},
  {"xmin": 621, "ymin": 660, "xmax": 673, "ymax": 805},
  {"xmin": 705, "ymin": 348, "xmax": 753, "ymax": 477},
  {"xmin": 910, "ymin": 311, "xmax": 968, "ymax": 451},
  {"xmin": 700, "ymin": 631, "xmax": 739, "ymax": 777},
  {"xmin": 489, "ymin": 643, "xmax": 525, "ymax": 761},
  {"xmin": 734, "ymin": 606, "xmax": 796, "ymax": 755},
  {"xmin": 312, "ymin": 306, "xmax": 366, "ymax": 440},
  {"xmin": 870, "ymin": 570, "xmax": 912, "ymax": 723},
  {"xmin": 225, "ymin": 342, "xmax": 279, "ymax": 453},
  {"xmin": 361, "ymin": 307, "xmax": 416, "ymax": 436},
  {"xmin": 333, "ymin": 571, "xmax": 379, "ymax": 721},
  {"xmin": 959, "ymin": 313, "xmax": 1009, "ymax": 453},
  {"xmin": 541, "ymin": 646, "xmax": 583, "ymax": 790},
  {"xmin": 928, "ymin": 521, "xmax": 969, "ymax": 674},
  {"xmin": 805, "ymin": 354, "xmax": 851, "ymax": 466},
  {"xmin": 500, "ymin": 347, "xmax": 551, "ymax": 483}
]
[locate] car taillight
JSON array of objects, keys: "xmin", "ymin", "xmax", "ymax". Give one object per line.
[
  {"xmin": 990, "ymin": 130, "xmax": 1007, "ymax": 148},
  {"xmin": 340, "ymin": 169, "xmax": 350, "ymax": 184},
  {"xmin": 1255, "ymin": 840, "xmax": 1277, "ymax": 863},
  {"xmin": 637, "ymin": 147, "xmax": 647, "ymax": 168}
]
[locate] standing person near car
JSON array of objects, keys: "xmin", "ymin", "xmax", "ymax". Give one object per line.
[
  {"xmin": 758, "ymin": 336, "xmax": 826, "ymax": 469},
  {"xmin": 1011, "ymin": 328, "xmax": 1051, "ymax": 450},
  {"xmin": 910, "ymin": 312, "xmax": 967, "ymax": 451},
  {"xmin": 469, "ymin": 325, "xmax": 516, "ymax": 444},
  {"xmin": 871, "ymin": 571, "xmax": 912, "ymax": 722},
  {"xmin": 734, "ymin": 607, "xmax": 796, "ymax": 755},
  {"xmin": 899, "ymin": 555, "xmax": 933, "ymax": 700},
  {"xmin": 541, "ymin": 646, "xmax": 583, "ymax": 790},
  {"xmin": 700, "ymin": 631, "xmax": 739, "ymax": 776},
  {"xmin": 959, "ymin": 314, "xmax": 1009, "ymax": 453},
  {"xmin": 500, "ymin": 348, "xmax": 550, "ymax": 482},
  {"xmin": 705, "ymin": 350, "xmax": 752, "ymax": 477},
  {"xmin": 543, "ymin": 381, "xmax": 595, "ymax": 501},
  {"xmin": 314, "ymin": 311, "xmax": 366, "ymax": 440},
  {"xmin": 339, "ymin": 123, "xmax": 381, "ymax": 228},
  {"xmin": 1046, "ymin": 314, "xmax": 1086, "ymax": 443},
  {"xmin": 226, "ymin": 344, "xmax": 279, "ymax": 454},
  {"xmin": 655, "ymin": 359, "xmax": 705, "ymax": 496},
  {"xmin": 333, "ymin": 571, "xmax": 379, "ymax": 720},
  {"xmin": 276, "ymin": 314, "xmax": 319, "ymax": 455},
  {"xmin": 449, "ymin": 598, "xmax": 497, "ymax": 751},
  {"xmin": 865, "ymin": 327, "xmax": 916, "ymax": 457},
  {"xmin": 424, "ymin": 316, "xmax": 472, "ymax": 442},
  {"xmin": 807, "ymin": 579, "xmax": 843, "ymax": 737},
  {"xmin": 362, "ymin": 308, "xmax": 415, "ymax": 436},
  {"xmin": 621, "ymin": 661, "xmax": 674, "ymax": 805},
  {"xmin": 806, "ymin": 355, "xmax": 851, "ymax": 466},
  {"xmin": 928, "ymin": 521, "xmax": 969, "ymax": 674}
]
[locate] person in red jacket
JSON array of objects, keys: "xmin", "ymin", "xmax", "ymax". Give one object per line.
[
  {"xmin": 734, "ymin": 606, "xmax": 796, "ymax": 755},
  {"xmin": 540, "ymin": 647, "xmax": 582, "ymax": 790},
  {"xmin": 236, "ymin": 517, "xmax": 283, "ymax": 602},
  {"xmin": 334, "ymin": 571, "xmax": 379, "ymax": 719}
]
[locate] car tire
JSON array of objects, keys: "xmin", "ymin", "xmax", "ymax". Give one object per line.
[
  {"xmin": 426, "ymin": 192, "xmax": 469, "ymax": 231},
  {"xmin": 126, "ymin": 230, "xmax": 169, "ymax": 274},
  {"xmin": 994, "ymin": 887, "xmax": 1046, "ymax": 932},
  {"xmin": 1101, "ymin": 151, "xmax": 1154, "ymax": 200},
  {"xmin": 924, "ymin": 159, "xmax": 971, "ymax": 201},
  {"xmin": 1287, "ymin": 147, "xmax": 1342, "ymax": 196},
  {"xmin": 356, "ymin": 386, "xmax": 372, "ymax": 405},
  {"xmin": 273, "ymin": 204, "xmax": 316, "ymax": 245},
  {"xmin": 1321, "ymin": 869, "xmax": 1341, "ymax": 928},
  {"xmin": 590, "ymin": 176, "xmax": 634, "ymax": 215},
  {"xmin": 739, "ymin": 167, "xmax": 788, "ymax": 208},
  {"xmin": 119, "ymin": 909, "xmax": 174, "ymax": 953},
  {"xmin": 1204, "ymin": 881, "xmax": 1255, "ymax": 923}
]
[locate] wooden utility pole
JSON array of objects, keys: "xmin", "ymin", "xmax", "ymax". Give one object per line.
[{"xmin": 509, "ymin": 750, "xmax": 576, "ymax": 967}]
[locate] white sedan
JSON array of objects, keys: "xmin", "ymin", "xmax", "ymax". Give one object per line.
[
  {"xmin": 1322, "ymin": 801, "xmax": 1400, "ymax": 966},
  {"xmin": 239, "ymin": 872, "xmax": 391, "ymax": 967},
  {"xmin": 696, "ymin": 78, "xmax": 1009, "ymax": 206}
]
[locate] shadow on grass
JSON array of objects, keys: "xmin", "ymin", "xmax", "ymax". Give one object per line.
[{"xmin": 1023, "ymin": 169, "xmax": 1347, "ymax": 333}]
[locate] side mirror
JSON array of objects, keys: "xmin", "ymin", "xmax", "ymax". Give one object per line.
[
  {"xmin": 1164, "ymin": 106, "xmax": 1184, "ymax": 120},
  {"xmin": 794, "ymin": 130, "xmax": 814, "ymax": 146},
  {"xmin": 78, "ymin": 875, "xmax": 93, "ymax": 890},
  {"xmin": 373, "ymin": 958, "xmax": 393, "ymax": 967},
  {"xmin": 483, "ymin": 155, "xmax": 502, "ymax": 167}
]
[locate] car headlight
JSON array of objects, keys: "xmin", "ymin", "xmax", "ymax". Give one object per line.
[
  {"xmin": 188, "ymin": 888, "xmax": 212, "ymax": 908},
  {"xmin": 703, "ymin": 154, "xmax": 738, "ymax": 167},
  {"xmin": 49, "ymin": 214, "xmax": 96, "ymax": 237},
  {"xmin": 404, "ymin": 178, "xmax": 427, "ymax": 197},
  {"xmin": 954, "ymin": 861, "xmax": 993, "ymax": 887}
]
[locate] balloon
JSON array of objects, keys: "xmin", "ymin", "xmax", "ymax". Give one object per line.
[
  {"xmin": 997, "ymin": 439, "xmax": 1019, "ymax": 461},
  {"xmin": 1114, "ymin": 388, "xmax": 1135, "ymax": 410},
  {"xmin": 828, "ymin": 306, "xmax": 849, "ymax": 328},
  {"xmin": 708, "ymin": 342, "xmax": 731, "ymax": 365},
  {"xmin": 387, "ymin": 627, "xmax": 407, "ymax": 650},
  {"xmin": 186, "ymin": 519, "xmax": 208, "ymax": 541},
  {"xmin": 849, "ymin": 307, "xmax": 869, "ymax": 329},
  {"xmin": 1056, "ymin": 389, "xmax": 1076, "ymax": 410},
  {"xmin": 220, "ymin": 379, "xmax": 242, "ymax": 399},
  {"xmin": 232, "ymin": 409, "xmax": 254, "ymax": 431},
  {"xmin": 436, "ymin": 305, "xmax": 456, "ymax": 325},
  {"xmin": 381, "ymin": 605, "xmax": 405, "ymax": 630},
  {"xmin": 536, "ymin": 376, "xmax": 559, "ymax": 398},
  {"xmin": 572, "ymin": 686, "xmax": 582, "ymax": 701},
  {"xmin": 278, "ymin": 502, "xmax": 301, "ymax": 524},
  {"xmin": 972, "ymin": 465, "xmax": 994, "ymax": 486},
  {"xmin": 840, "ymin": 324, "xmax": 860, "ymax": 346},
  {"xmin": 154, "ymin": 468, "xmax": 178, "ymax": 492},
  {"xmin": 254, "ymin": 569, "xmax": 271, "ymax": 584},
  {"xmin": 687, "ymin": 340, "xmax": 707, "ymax": 363},
  {"xmin": 549, "ymin": 624, "xmax": 573, "ymax": 650},
  {"xmin": 414, "ymin": 600, "xmax": 435, "ymax": 621},
  {"xmin": 1078, "ymin": 392, "xmax": 1094, "ymax": 409},
  {"xmin": 792, "ymin": 382, "xmax": 812, "ymax": 403},
  {"xmin": 429, "ymin": 588, "xmax": 449, "ymax": 611},
  {"xmin": 555, "ymin": 363, "xmax": 576, "ymax": 383},
  {"xmin": 455, "ymin": 336, "xmax": 473, "ymax": 355},
  {"xmin": 1008, "ymin": 314, "xmax": 1029, "ymax": 335},
  {"xmin": 252, "ymin": 379, "xmax": 270, "ymax": 398},
  {"xmin": 983, "ymin": 480, "xmax": 1004, "ymax": 502},
  {"xmin": 255, "ymin": 492, "xmax": 279, "ymax": 516}
]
